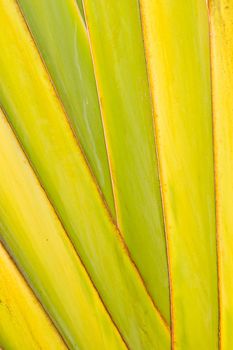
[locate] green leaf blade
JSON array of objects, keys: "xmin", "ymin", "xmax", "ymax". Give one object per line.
[
  {"xmin": 17, "ymin": 0, "xmax": 115, "ymax": 217},
  {"xmin": 83, "ymin": 0, "xmax": 170, "ymax": 324}
]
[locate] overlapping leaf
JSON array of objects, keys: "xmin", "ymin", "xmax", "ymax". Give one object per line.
[
  {"xmin": 0, "ymin": 107, "xmax": 125, "ymax": 350},
  {"xmin": 0, "ymin": 0, "xmax": 170, "ymax": 349}
]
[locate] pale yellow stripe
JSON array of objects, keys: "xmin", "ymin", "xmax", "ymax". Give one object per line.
[
  {"xmin": 209, "ymin": 1, "xmax": 233, "ymax": 349},
  {"xmin": 0, "ymin": 242, "xmax": 67, "ymax": 350}
]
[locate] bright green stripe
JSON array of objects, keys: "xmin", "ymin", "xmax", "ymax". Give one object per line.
[
  {"xmin": 140, "ymin": 0, "xmax": 218, "ymax": 348},
  {"xmin": 0, "ymin": 1, "xmax": 170, "ymax": 348},
  {"xmin": 82, "ymin": 0, "xmax": 170, "ymax": 323},
  {"xmin": 18, "ymin": 0, "xmax": 115, "ymax": 216}
]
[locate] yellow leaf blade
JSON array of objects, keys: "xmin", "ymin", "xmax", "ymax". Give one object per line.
[
  {"xmin": 0, "ymin": 243, "xmax": 67, "ymax": 350},
  {"xmin": 140, "ymin": 0, "xmax": 219, "ymax": 348},
  {"xmin": 209, "ymin": 1, "xmax": 233, "ymax": 348}
]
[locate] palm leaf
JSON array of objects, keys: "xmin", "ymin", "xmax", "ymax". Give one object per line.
[
  {"xmin": 0, "ymin": 0, "xmax": 170, "ymax": 348},
  {"xmin": 140, "ymin": 0, "xmax": 218, "ymax": 348},
  {"xmin": 1, "ymin": 0, "xmax": 233, "ymax": 349}
]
